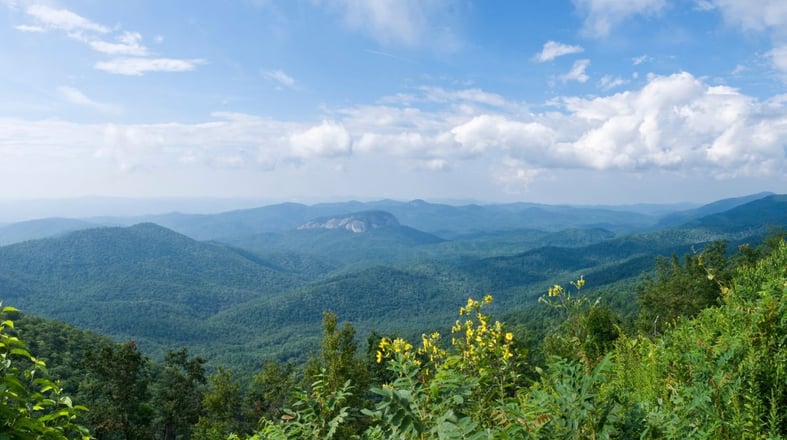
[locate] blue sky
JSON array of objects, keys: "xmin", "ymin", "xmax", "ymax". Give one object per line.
[{"xmin": 1, "ymin": 0, "xmax": 786, "ymax": 205}]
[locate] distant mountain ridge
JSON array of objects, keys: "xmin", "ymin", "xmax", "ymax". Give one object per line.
[
  {"xmin": 657, "ymin": 192, "xmax": 774, "ymax": 227},
  {"xmin": 297, "ymin": 210, "xmax": 399, "ymax": 233},
  {"xmin": 0, "ymin": 193, "xmax": 776, "ymax": 245}
]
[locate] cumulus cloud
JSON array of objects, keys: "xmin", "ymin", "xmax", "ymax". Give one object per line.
[
  {"xmin": 573, "ymin": 0, "xmax": 667, "ymax": 37},
  {"xmin": 562, "ymin": 59, "xmax": 591, "ymax": 82},
  {"xmin": 288, "ymin": 121, "xmax": 352, "ymax": 159},
  {"xmin": 95, "ymin": 58, "xmax": 204, "ymax": 75},
  {"xmin": 451, "ymin": 115, "xmax": 555, "ymax": 157},
  {"xmin": 533, "ymin": 41, "xmax": 584, "ymax": 62},
  {"xmin": 2, "ymin": 74, "xmax": 785, "ymax": 191}
]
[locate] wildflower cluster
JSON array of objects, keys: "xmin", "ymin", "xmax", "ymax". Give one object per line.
[
  {"xmin": 376, "ymin": 337, "xmax": 416, "ymax": 364},
  {"xmin": 451, "ymin": 296, "xmax": 514, "ymax": 365}
]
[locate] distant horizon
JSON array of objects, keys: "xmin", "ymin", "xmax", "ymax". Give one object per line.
[{"xmin": 0, "ymin": 190, "xmax": 779, "ymax": 223}]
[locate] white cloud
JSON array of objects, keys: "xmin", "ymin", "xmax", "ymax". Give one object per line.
[
  {"xmin": 89, "ymin": 31, "xmax": 148, "ymax": 56},
  {"xmin": 562, "ymin": 59, "xmax": 591, "ymax": 83},
  {"xmin": 24, "ymin": 4, "xmax": 109, "ymax": 34},
  {"xmin": 702, "ymin": 1, "xmax": 787, "ymax": 76},
  {"xmin": 57, "ymin": 86, "xmax": 120, "ymax": 114},
  {"xmin": 560, "ymin": 73, "xmax": 783, "ymax": 173},
  {"xmin": 95, "ymin": 58, "xmax": 204, "ymax": 75},
  {"xmin": 573, "ymin": 0, "xmax": 667, "ymax": 37},
  {"xmin": 598, "ymin": 74, "xmax": 627, "ymax": 90},
  {"xmin": 731, "ymin": 64, "xmax": 747, "ymax": 75},
  {"xmin": 320, "ymin": 0, "xmax": 459, "ymax": 50},
  {"xmin": 451, "ymin": 115, "xmax": 556, "ymax": 157},
  {"xmin": 769, "ymin": 45, "xmax": 787, "ymax": 74},
  {"xmin": 632, "ymin": 54, "xmax": 650, "ymax": 65},
  {"xmin": 533, "ymin": 41, "xmax": 584, "ymax": 62},
  {"xmin": 288, "ymin": 121, "xmax": 353, "ymax": 159},
  {"xmin": 707, "ymin": 0, "xmax": 787, "ymax": 32},
  {"xmin": 694, "ymin": 0, "xmax": 716, "ymax": 11},
  {"xmin": 420, "ymin": 86, "xmax": 509, "ymax": 107},
  {"xmin": 15, "ymin": 24, "xmax": 44, "ymax": 32},
  {"xmin": 1, "ymin": 74, "xmax": 785, "ymax": 193},
  {"xmin": 14, "ymin": 5, "xmax": 201, "ymax": 76},
  {"xmin": 261, "ymin": 69, "xmax": 296, "ymax": 88}
]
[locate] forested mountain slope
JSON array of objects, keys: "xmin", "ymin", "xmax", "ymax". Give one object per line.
[{"xmin": 0, "ymin": 223, "xmax": 305, "ymax": 355}]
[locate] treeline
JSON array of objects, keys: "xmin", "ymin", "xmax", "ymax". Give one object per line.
[{"xmin": 1, "ymin": 234, "xmax": 786, "ymax": 438}]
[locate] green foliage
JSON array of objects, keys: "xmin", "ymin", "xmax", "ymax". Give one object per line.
[
  {"xmin": 80, "ymin": 340, "xmax": 153, "ymax": 440},
  {"xmin": 240, "ymin": 239, "xmax": 787, "ymax": 439},
  {"xmin": 193, "ymin": 368, "xmax": 249, "ymax": 440},
  {"xmin": 539, "ymin": 277, "xmax": 621, "ymax": 367},
  {"xmin": 0, "ymin": 304, "xmax": 89, "ymax": 439},
  {"xmin": 637, "ymin": 240, "xmax": 731, "ymax": 335},
  {"xmin": 247, "ymin": 361, "xmax": 297, "ymax": 423},
  {"xmin": 152, "ymin": 348, "xmax": 207, "ymax": 440},
  {"xmin": 257, "ymin": 374, "xmax": 354, "ymax": 440}
]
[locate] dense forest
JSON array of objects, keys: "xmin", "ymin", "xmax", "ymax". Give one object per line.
[{"xmin": 2, "ymin": 230, "xmax": 785, "ymax": 438}]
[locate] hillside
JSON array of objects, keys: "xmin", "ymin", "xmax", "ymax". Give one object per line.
[
  {"xmin": 0, "ymin": 217, "xmax": 101, "ymax": 246},
  {"xmin": 0, "ymin": 223, "xmax": 306, "ymax": 355},
  {"xmin": 656, "ymin": 191, "xmax": 774, "ymax": 227},
  {"xmin": 682, "ymin": 194, "xmax": 787, "ymax": 232}
]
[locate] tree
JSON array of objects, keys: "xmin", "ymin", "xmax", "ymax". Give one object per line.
[
  {"xmin": 152, "ymin": 348, "xmax": 206, "ymax": 440},
  {"xmin": 637, "ymin": 241, "xmax": 730, "ymax": 335},
  {"xmin": 247, "ymin": 361, "xmax": 297, "ymax": 422},
  {"xmin": 192, "ymin": 367, "xmax": 247, "ymax": 440},
  {"xmin": 81, "ymin": 340, "xmax": 152, "ymax": 440}
]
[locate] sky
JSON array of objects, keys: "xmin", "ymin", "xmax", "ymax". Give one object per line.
[{"xmin": 1, "ymin": 0, "xmax": 786, "ymax": 205}]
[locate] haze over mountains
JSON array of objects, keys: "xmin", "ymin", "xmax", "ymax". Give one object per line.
[{"xmin": 0, "ymin": 192, "xmax": 784, "ymax": 368}]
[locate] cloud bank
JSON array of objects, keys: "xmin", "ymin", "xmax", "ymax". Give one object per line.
[{"xmin": 2, "ymin": 73, "xmax": 784, "ymax": 190}]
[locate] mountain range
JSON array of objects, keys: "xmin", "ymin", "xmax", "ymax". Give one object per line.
[{"xmin": 0, "ymin": 192, "xmax": 783, "ymax": 369}]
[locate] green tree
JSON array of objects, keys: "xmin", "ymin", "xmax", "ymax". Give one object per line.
[
  {"xmin": 81, "ymin": 340, "xmax": 152, "ymax": 440},
  {"xmin": 192, "ymin": 367, "xmax": 247, "ymax": 440},
  {"xmin": 637, "ymin": 241, "xmax": 730, "ymax": 335},
  {"xmin": 152, "ymin": 348, "xmax": 206, "ymax": 440},
  {"xmin": 247, "ymin": 361, "xmax": 297, "ymax": 422}
]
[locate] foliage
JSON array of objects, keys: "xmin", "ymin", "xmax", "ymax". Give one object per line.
[
  {"xmin": 0, "ymin": 304, "xmax": 89, "ymax": 439},
  {"xmin": 637, "ymin": 240, "xmax": 731, "ymax": 335},
  {"xmin": 539, "ymin": 277, "xmax": 621, "ymax": 367},
  {"xmin": 257, "ymin": 374, "xmax": 354, "ymax": 440},
  {"xmin": 152, "ymin": 348, "xmax": 207, "ymax": 440},
  {"xmin": 80, "ymin": 340, "xmax": 153, "ymax": 440},
  {"xmin": 193, "ymin": 368, "xmax": 249, "ymax": 440},
  {"xmin": 242, "ymin": 239, "xmax": 787, "ymax": 439}
]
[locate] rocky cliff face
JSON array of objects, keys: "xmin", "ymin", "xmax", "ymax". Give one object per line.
[{"xmin": 296, "ymin": 210, "xmax": 399, "ymax": 233}]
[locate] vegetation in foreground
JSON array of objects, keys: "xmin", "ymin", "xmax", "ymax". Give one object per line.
[{"xmin": 1, "ymin": 236, "xmax": 786, "ymax": 439}]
